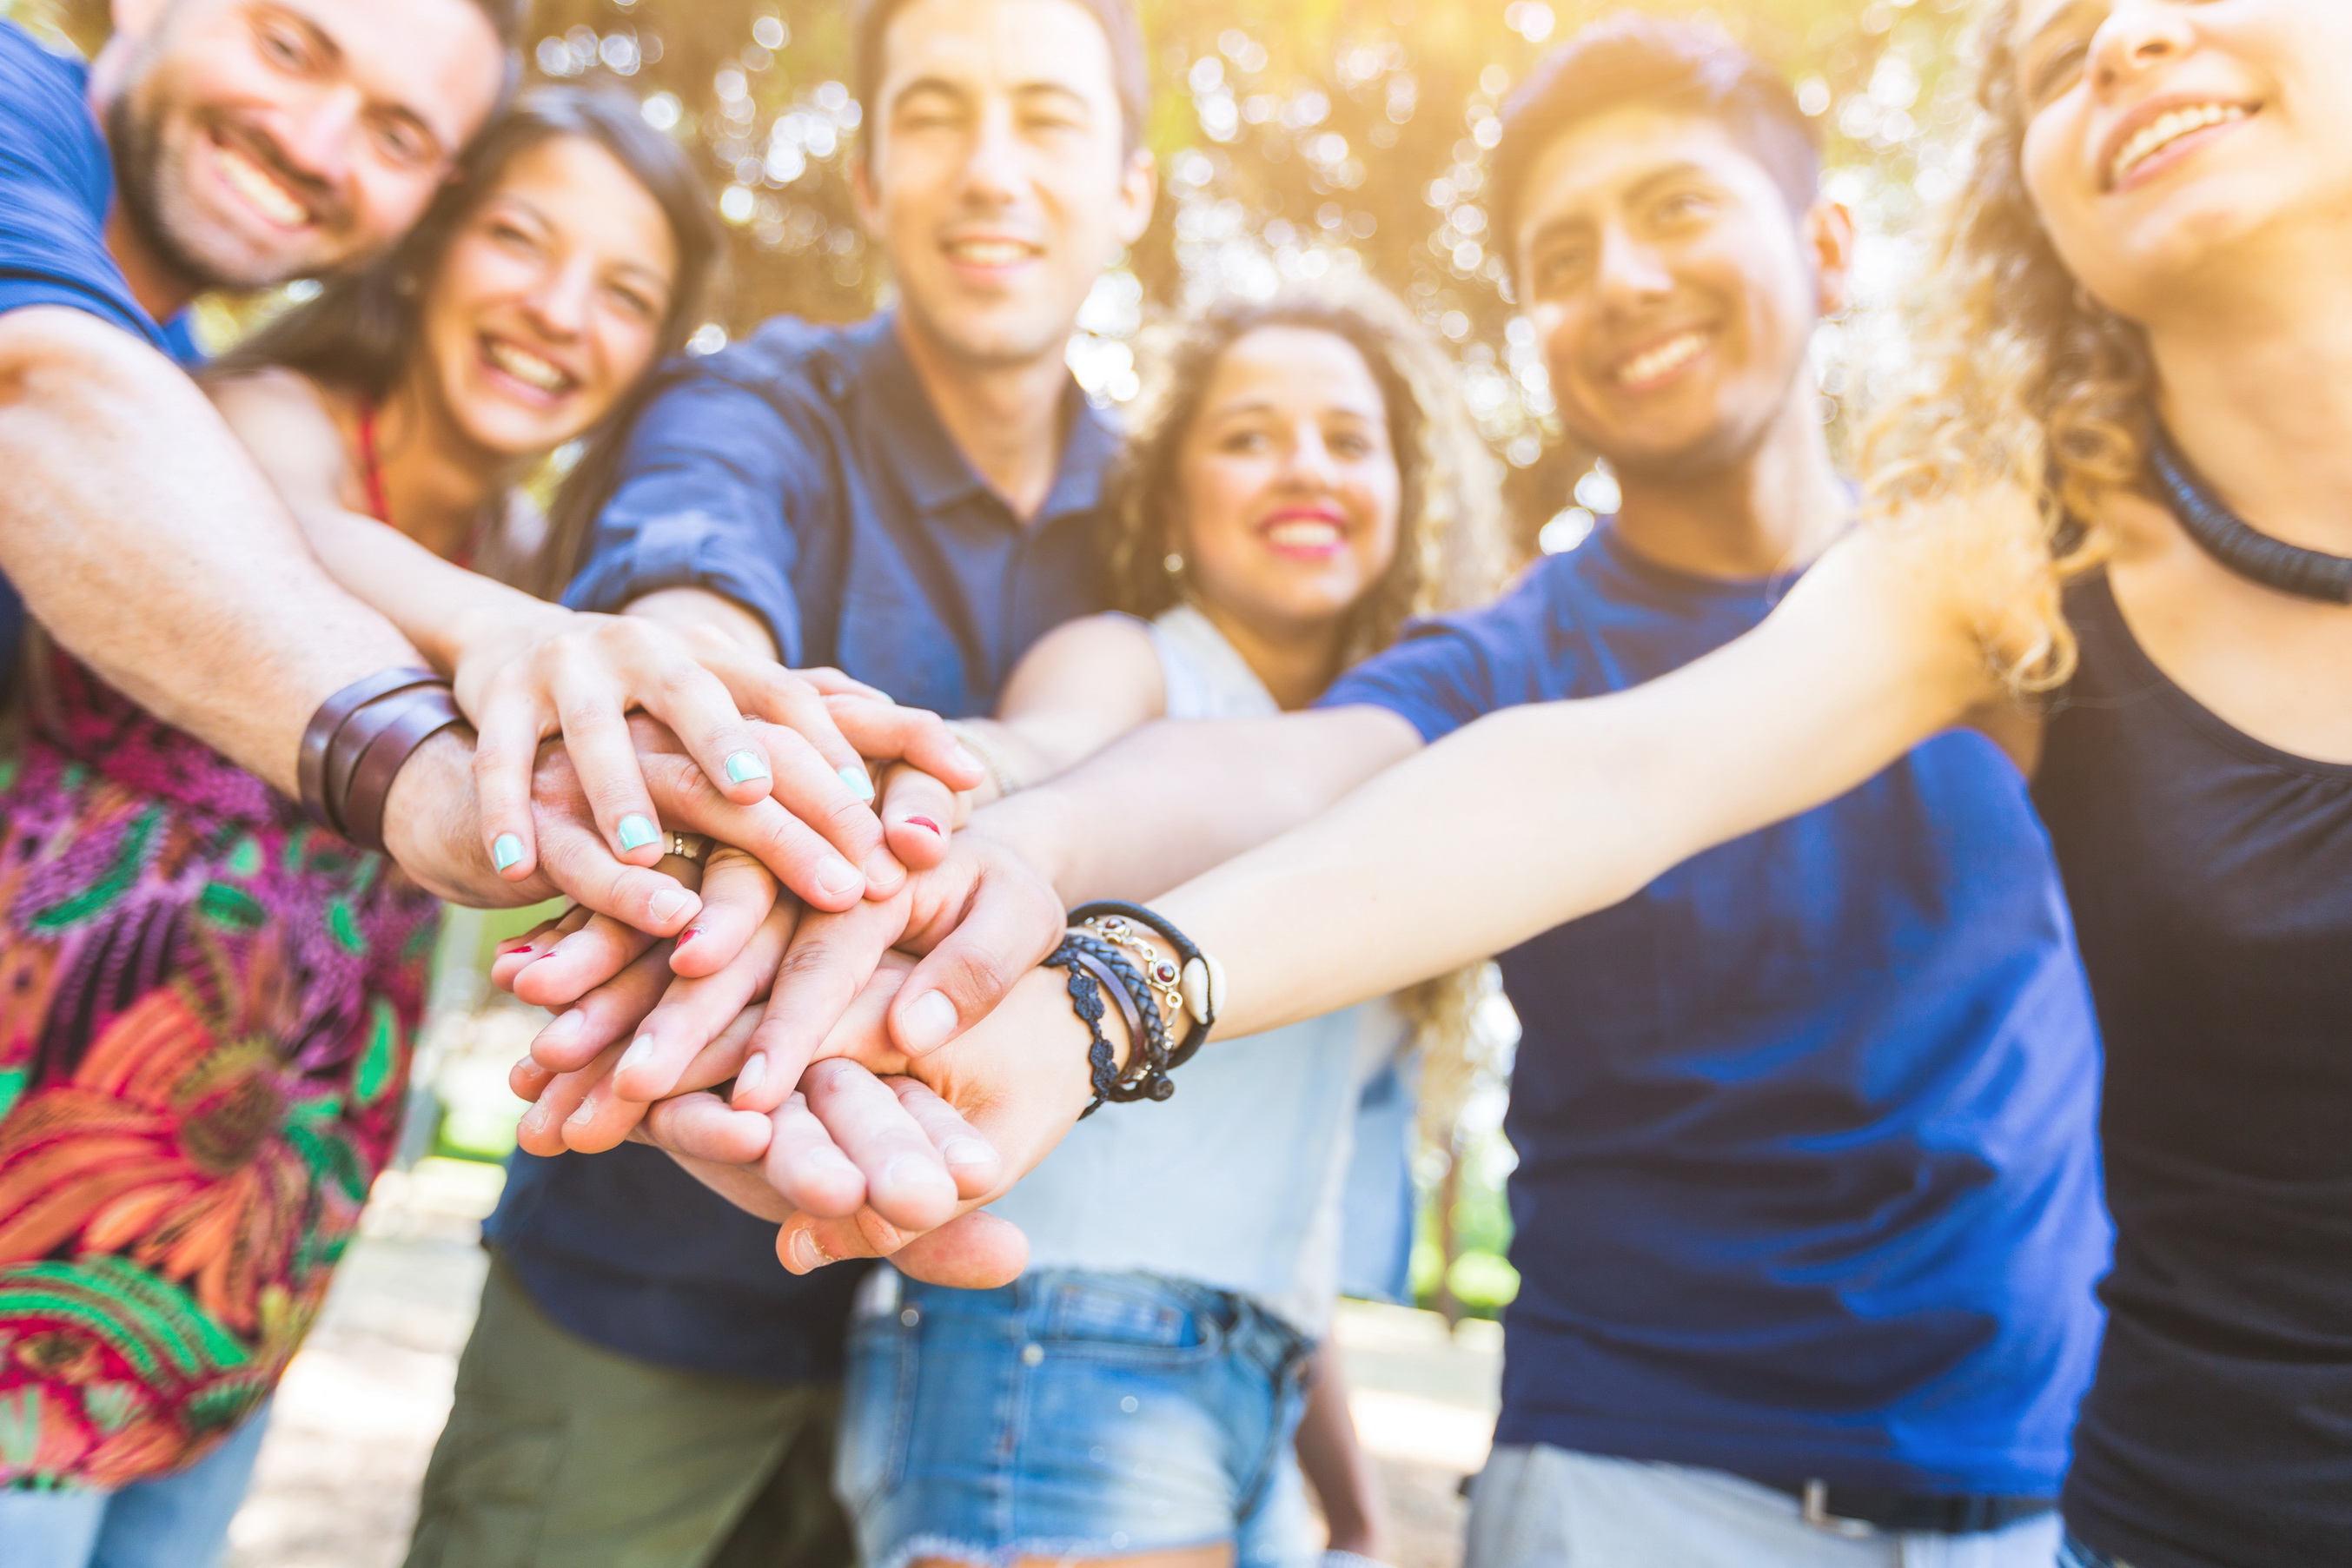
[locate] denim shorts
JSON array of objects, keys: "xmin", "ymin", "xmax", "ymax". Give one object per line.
[{"xmin": 838, "ymin": 1267, "xmax": 1316, "ymax": 1568}]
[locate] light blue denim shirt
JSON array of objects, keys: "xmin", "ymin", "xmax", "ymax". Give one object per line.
[{"xmin": 984, "ymin": 607, "xmax": 1406, "ymax": 1333}]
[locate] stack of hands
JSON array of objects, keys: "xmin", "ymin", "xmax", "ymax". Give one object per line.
[{"xmin": 429, "ymin": 625, "xmax": 1100, "ymax": 1291}]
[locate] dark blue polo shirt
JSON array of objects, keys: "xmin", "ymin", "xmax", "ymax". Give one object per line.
[
  {"xmin": 0, "ymin": 21, "xmax": 200, "ymax": 675},
  {"xmin": 1322, "ymin": 526, "xmax": 2110, "ymax": 1495},
  {"xmin": 487, "ymin": 312, "xmax": 1119, "ymax": 1381}
]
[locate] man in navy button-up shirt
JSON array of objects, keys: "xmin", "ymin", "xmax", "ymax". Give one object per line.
[{"xmin": 407, "ymin": 0, "xmax": 1156, "ymax": 1562}]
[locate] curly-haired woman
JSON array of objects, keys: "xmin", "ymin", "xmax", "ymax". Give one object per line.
[{"xmin": 821, "ymin": 284, "xmax": 1505, "ymax": 1568}]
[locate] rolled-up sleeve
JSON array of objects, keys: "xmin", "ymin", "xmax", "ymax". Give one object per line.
[{"xmin": 562, "ymin": 372, "xmax": 813, "ymax": 662}]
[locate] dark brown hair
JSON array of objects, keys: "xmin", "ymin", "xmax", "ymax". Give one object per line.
[
  {"xmin": 851, "ymin": 0, "xmax": 1151, "ymax": 156},
  {"xmin": 1490, "ymin": 11, "xmax": 1821, "ymax": 275}
]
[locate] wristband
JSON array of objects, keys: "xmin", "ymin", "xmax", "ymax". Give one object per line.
[
  {"xmin": 1042, "ymin": 936, "xmax": 1123, "ymax": 1119},
  {"xmin": 1070, "ymin": 902, "xmax": 1224, "ymax": 1068},
  {"xmin": 298, "ymin": 667, "xmax": 442, "ymax": 834},
  {"xmin": 340, "ymin": 688, "xmax": 467, "ymax": 854},
  {"xmin": 1063, "ymin": 931, "xmax": 1175, "ymax": 1103}
]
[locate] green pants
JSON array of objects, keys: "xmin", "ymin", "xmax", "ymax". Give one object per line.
[{"xmin": 404, "ymin": 1257, "xmax": 853, "ymax": 1568}]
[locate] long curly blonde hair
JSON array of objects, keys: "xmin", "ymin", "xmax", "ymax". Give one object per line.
[
  {"xmin": 1859, "ymin": 0, "xmax": 2155, "ymax": 694},
  {"xmin": 1103, "ymin": 281, "xmax": 1509, "ymax": 658}
]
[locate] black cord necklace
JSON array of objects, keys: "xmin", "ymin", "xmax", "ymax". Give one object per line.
[{"xmin": 2151, "ymin": 432, "xmax": 2352, "ymax": 604}]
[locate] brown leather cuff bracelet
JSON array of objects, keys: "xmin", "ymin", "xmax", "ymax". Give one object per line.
[
  {"xmin": 299, "ymin": 667, "xmax": 442, "ymax": 835},
  {"xmin": 297, "ymin": 670, "xmax": 466, "ymax": 850},
  {"xmin": 341, "ymin": 688, "xmax": 467, "ymax": 855}
]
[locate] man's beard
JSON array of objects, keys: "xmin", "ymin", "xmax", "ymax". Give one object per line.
[{"xmin": 105, "ymin": 83, "xmax": 344, "ymax": 295}]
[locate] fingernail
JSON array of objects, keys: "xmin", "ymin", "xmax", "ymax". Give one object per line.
[
  {"xmin": 886, "ymin": 1154, "xmax": 945, "ymax": 1194},
  {"xmin": 907, "ymin": 816, "xmax": 942, "ymax": 836},
  {"xmin": 519, "ymin": 1102, "xmax": 550, "ymax": 1137},
  {"xmin": 951, "ymin": 745, "xmax": 984, "ymax": 777},
  {"xmin": 785, "ymin": 1227, "xmax": 831, "ymax": 1273},
  {"xmin": 725, "ymin": 750, "xmax": 772, "ymax": 784},
  {"xmin": 538, "ymin": 1010, "xmax": 584, "ymax": 1048},
  {"xmin": 735, "ymin": 1053, "xmax": 766, "ymax": 1101},
  {"xmin": 838, "ymin": 764, "xmax": 876, "ymax": 802},
  {"xmin": 566, "ymin": 1093, "xmax": 598, "ymax": 1127},
  {"xmin": 649, "ymin": 888, "xmax": 696, "ymax": 927},
  {"xmin": 675, "ymin": 927, "xmax": 700, "ymax": 949},
  {"xmin": 497, "ymin": 937, "xmax": 533, "ymax": 955},
  {"xmin": 493, "ymin": 833, "xmax": 525, "ymax": 872},
  {"xmin": 617, "ymin": 814, "xmax": 659, "ymax": 852},
  {"xmin": 942, "ymin": 1135, "xmax": 995, "ymax": 1170},
  {"xmin": 900, "ymin": 990, "xmax": 958, "ymax": 1053},
  {"xmin": 618, "ymin": 1034, "xmax": 655, "ymax": 1075},
  {"xmin": 817, "ymin": 858, "xmax": 863, "ymax": 899}
]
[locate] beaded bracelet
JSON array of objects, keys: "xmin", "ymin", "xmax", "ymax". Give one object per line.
[
  {"xmin": 1042, "ymin": 936, "xmax": 1123, "ymax": 1119},
  {"xmin": 1061, "ymin": 931, "xmax": 1176, "ymax": 1103},
  {"xmin": 1069, "ymin": 902, "xmax": 1224, "ymax": 1068}
]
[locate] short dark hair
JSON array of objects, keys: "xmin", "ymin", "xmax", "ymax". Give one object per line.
[
  {"xmin": 851, "ymin": 0, "xmax": 1150, "ymax": 157},
  {"xmin": 1489, "ymin": 12, "xmax": 1820, "ymax": 276}
]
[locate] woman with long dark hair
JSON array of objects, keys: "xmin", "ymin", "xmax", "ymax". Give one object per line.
[{"xmin": 0, "ymin": 84, "xmax": 815, "ymax": 1566}]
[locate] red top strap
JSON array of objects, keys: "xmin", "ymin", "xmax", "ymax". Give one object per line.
[{"xmin": 355, "ymin": 400, "xmax": 393, "ymax": 525}]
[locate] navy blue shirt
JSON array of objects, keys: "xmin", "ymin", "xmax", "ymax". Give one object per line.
[
  {"xmin": 0, "ymin": 21, "xmax": 201, "ymax": 672},
  {"xmin": 1323, "ymin": 527, "xmax": 2110, "ymax": 1495},
  {"xmin": 487, "ymin": 313, "xmax": 1119, "ymax": 1382}
]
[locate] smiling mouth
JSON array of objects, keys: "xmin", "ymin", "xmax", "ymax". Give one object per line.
[
  {"xmin": 215, "ymin": 140, "xmax": 312, "ymax": 228},
  {"xmin": 942, "ymin": 236, "xmax": 1041, "ymax": 268},
  {"xmin": 1263, "ymin": 515, "xmax": 1345, "ymax": 552},
  {"xmin": 1613, "ymin": 330, "xmax": 1710, "ymax": 389},
  {"xmin": 482, "ymin": 337, "xmax": 575, "ymax": 397},
  {"xmin": 2110, "ymin": 102, "xmax": 2253, "ymax": 189}
]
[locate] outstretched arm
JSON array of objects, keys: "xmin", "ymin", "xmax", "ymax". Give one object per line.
[
  {"xmin": 0, "ymin": 308, "xmax": 418, "ymax": 789},
  {"xmin": 1154, "ymin": 521, "xmax": 2013, "ymax": 1037}
]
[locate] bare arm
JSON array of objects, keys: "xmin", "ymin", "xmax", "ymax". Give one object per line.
[
  {"xmin": 1295, "ymin": 1340, "xmax": 1388, "ymax": 1559},
  {"xmin": 1157, "ymin": 523, "xmax": 2013, "ymax": 1037},
  {"xmin": 0, "ymin": 308, "xmax": 419, "ymax": 787}
]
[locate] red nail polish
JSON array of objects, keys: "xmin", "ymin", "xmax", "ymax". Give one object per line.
[
  {"xmin": 676, "ymin": 928, "xmax": 700, "ymax": 948},
  {"xmin": 908, "ymin": 816, "xmax": 942, "ymax": 835},
  {"xmin": 499, "ymin": 939, "xmax": 533, "ymax": 955}
]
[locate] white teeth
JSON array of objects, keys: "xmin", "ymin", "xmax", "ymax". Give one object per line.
[
  {"xmin": 1266, "ymin": 519, "xmax": 1342, "ymax": 549},
  {"xmin": 485, "ymin": 340, "xmax": 570, "ymax": 394},
  {"xmin": 946, "ymin": 239, "xmax": 1033, "ymax": 265},
  {"xmin": 1617, "ymin": 331, "xmax": 1707, "ymax": 387},
  {"xmin": 217, "ymin": 145, "xmax": 308, "ymax": 228},
  {"xmin": 2111, "ymin": 103, "xmax": 2248, "ymax": 186}
]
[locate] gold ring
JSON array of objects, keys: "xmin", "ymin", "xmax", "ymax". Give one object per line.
[{"xmin": 660, "ymin": 832, "xmax": 712, "ymax": 863}]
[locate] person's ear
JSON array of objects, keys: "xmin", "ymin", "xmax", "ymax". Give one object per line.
[
  {"xmin": 1805, "ymin": 196, "xmax": 1857, "ymax": 317},
  {"xmin": 1111, "ymin": 148, "xmax": 1156, "ymax": 249},
  {"xmin": 850, "ymin": 149, "xmax": 885, "ymax": 240}
]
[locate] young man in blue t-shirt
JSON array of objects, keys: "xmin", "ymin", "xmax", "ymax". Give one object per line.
[{"xmin": 677, "ymin": 14, "xmax": 2110, "ymax": 1564}]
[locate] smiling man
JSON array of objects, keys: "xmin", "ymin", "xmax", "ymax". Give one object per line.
[{"xmin": 399, "ymin": 2, "xmax": 1156, "ymax": 1565}]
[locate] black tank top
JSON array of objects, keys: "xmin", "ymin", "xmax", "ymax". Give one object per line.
[{"xmin": 2033, "ymin": 575, "xmax": 2352, "ymax": 1568}]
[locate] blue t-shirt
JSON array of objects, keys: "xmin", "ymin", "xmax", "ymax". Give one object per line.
[
  {"xmin": 1322, "ymin": 527, "xmax": 2110, "ymax": 1495},
  {"xmin": 486, "ymin": 314, "xmax": 1120, "ymax": 1384},
  {"xmin": 0, "ymin": 21, "xmax": 199, "ymax": 671}
]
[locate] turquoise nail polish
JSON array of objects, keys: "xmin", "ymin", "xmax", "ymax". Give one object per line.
[
  {"xmin": 725, "ymin": 750, "xmax": 771, "ymax": 784},
  {"xmin": 838, "ymin": 764, "xmax": 877, "ymax": 803},
  {"xmin": 492, "ymin": 833, "xmax": 524, "ymax": 872},
  {"xmin": 617, "ymin": 814, "xmax": 659, "ymax": 852}
]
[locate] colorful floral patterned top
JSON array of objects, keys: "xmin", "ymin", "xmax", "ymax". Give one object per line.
[{"xmin": 0, "ymin": 652, "xmax": 441, "ymax": 1488}]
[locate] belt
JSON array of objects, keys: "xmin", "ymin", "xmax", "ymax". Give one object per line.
[{"xmin": 1765, "ymin": 1479, "xmax": 2057, "ymax": 1537}]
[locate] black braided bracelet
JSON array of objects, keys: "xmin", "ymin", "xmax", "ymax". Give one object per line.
[
  {"xmin": 1042, "ymin": 936, "xmax": 1123, "ymax": 1119},
  {"xmin": 1063, "ymin": 931, "xmax": 1176, "ymax": 1103},
  {"xmin": 1069, "ymin": 901, "xmax": 1222, "ymax": 1068}
]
